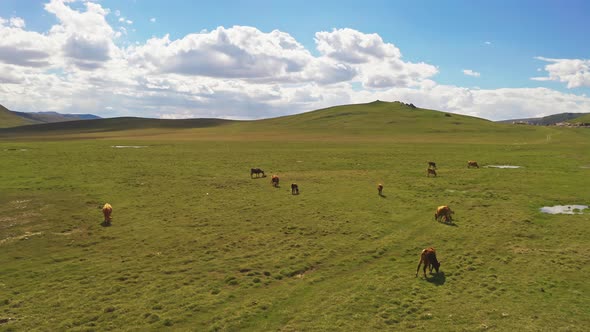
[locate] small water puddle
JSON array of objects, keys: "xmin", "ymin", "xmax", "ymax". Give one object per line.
[
  {"xmin": 111, "ymin": 145, "xmax": 148, "ymax": 149},
  {"xmin": 540, "ymin": 205, "xmax": 588, "ymax": 214},
  {"xmin": 485, "ymin": 165, "xmax": 522, "ymax": 169}
]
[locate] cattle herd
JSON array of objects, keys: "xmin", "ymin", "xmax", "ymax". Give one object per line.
[{"xmin": 101, "ymin": 160, "xmax": 481, "ymax": 280}]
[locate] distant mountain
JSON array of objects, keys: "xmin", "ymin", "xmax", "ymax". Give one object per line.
[
  {"xmin": 13, "ymin": 111, "xmax": 101, "ymax": 123},
  {"xmin": 0, "ymin": 116, "xmax": 233, "ymax": 137},
  {"xmin": 0, "ymin": 104, "xmax": 39, "ymax": 128},
  {"xmin": 497, "ymin": 112, "xmax": 589, "ymax": 125},
  {"xmin": 0, "ymin": 104, "xmax": 100, "ymax": 128}
]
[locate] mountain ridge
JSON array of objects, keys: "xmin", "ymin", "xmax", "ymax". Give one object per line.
[
  {"xmin": 497, "ymin": 112, "xmax": 589, "ymax": 125},
  {"xmin": 0, "ymin": 103, "xmax": 101, "ymax": 128}
]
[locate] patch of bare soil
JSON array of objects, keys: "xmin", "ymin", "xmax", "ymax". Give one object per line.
[{"xmin": 0, "ymin": 231, "xmax": 43, "ymax": 245}]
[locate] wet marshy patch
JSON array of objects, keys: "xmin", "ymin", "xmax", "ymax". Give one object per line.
[
  {"xmin": 540, "ymin": 205, "xmax": 588, "ymax": 214},
  {"xmin": 111, "ymin": 145, "xmax": 148, "ymax": 148},
  {"xmin": 485, "ymin": 165, "xmax": 522, "ymax": 169}
]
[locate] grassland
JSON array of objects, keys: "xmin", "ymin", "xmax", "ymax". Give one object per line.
[{"xmin": 1, "ymin": 102, "xmax": 589, "ymax": 331}]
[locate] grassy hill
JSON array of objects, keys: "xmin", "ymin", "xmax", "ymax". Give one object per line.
[
  {"xmin": 257, "ymin": 100, "xmax": 491, "ymax": 133},
  {"xmin": 498, "ymin": 112, "xmax": 589, "ymax": 125},
  {"xmin": 0, "ymin": 104, "xmax": 39, "ymax": 128},
  {"xmin": 0, "ymin": 116, "xmax": 234, "ymax": 135},
  {"xmin": 568, "ymin": 113, "xmax": 590, "ymax": 124},
  {"xmin": 13, "ymin": 111, "xmax": 100, "ymax": 123},
  {"xmin": 1, "ymin": 101, "xmax": 564, "ymax": 144},
  {"xmin": 0, "ymin": 103, "xmax": 101, "ymax": 128},
  {"xmin": 1, "ymin": 101, "xmax": 589, "ymax": 330}
]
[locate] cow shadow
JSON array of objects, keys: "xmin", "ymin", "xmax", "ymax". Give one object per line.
[
  {"xmin": 439, "ymin": 220, "xmax": 458, "ymax": 227},
  {"xmin": 100, "ymin": 220, "xmax": 112, "ymax": 227},
  {"xmin": 426, "ymin": 271, "xmax": 446, "ymax": 285},
  {"xmin": 379, "ymin": 193, "xmax": 387, "ymax": 198}
]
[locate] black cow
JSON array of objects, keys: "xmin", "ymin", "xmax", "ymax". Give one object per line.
[{"xmin": 251, "ymin": 168, "xmax": 265, "ymax": 178}]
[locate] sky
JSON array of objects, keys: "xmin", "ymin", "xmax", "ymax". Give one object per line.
[{"xmin": 0, "ymin": 0, "xmax": 589, "ymax": 121}]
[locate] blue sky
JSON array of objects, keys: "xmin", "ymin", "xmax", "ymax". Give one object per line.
[{"xmin": 0, "ymin": 0, "xmax": 589, "ymax": 120}]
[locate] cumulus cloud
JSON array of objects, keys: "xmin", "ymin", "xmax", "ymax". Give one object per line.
[
  {"xmin": 315, "ymin": 28, "xmax": 401, "ymax": 63},
  {"xmin": 463, "ymin": 69, "xmax": 480, "ymax": 77},
  {"xmin": 10, "ymin": 17, "xmax": 26, "ymax": 29},
  {"xmin": 129, "ymin": 26, "xmax": 324, "ymax": 83},
  {"xmin": 0, "ymin": 46, "xmax": 51, "ymax": 67},
  {"xmin": 150, "ymin": 17, "xmax": 156, "ymax": 23},
  {"xmin": 532, "ymin": 56, "xmax": 590, "ymax": 88},
  {"xmin": 0, "ymin": 17, "xmax": 53, "ymax": 68},
  {"xmin": 315, "ymin": 28, "xmax": 437, "ymax": 89},
  {"xmin": 1, "ymin": 0, "xmax": 589, "ymax": 122}
]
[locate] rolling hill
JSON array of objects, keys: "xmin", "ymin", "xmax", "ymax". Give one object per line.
[
  {"xmin": 0, "ymin": 101, "xmax": 494, "ymax": 137},
  {"xmin": 568, "ymin": 113, "xmax": 590, "ymax": 124},
  {"xmin": 497, "ymin": 112, "xmax": 589, "ymax": 125},
  {"xmin": 0, "ymin": 104, "xmax": 39, "ymax": 128},
  {"xmin": 0, "ymin": 103, "xmax": 101, "ymax": 128},
  {"xmin": 0, "ymin": 116, "xmax": 233, "ymax": 134},
  {"xmin": 13, "ymin": 111, "xmax": 100, "ymax": 123},
  {"xmin": 0, "ymin": 101, "xmax": 584, "ymax": 145}
]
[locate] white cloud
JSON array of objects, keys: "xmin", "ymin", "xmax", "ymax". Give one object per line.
[
  {"xmin": 315, "ymin": 28, "xmax": 401, "ymax": 63},
  {"xmin": 10, "ymin": 17, "xmax": 26, "ymax": 29},
  {"xmin": 1, "ymin": 0, "xmax": 589, "ymax": 122},
  {"xmin": 150, "ymin": 17, "xmax": 156, "ymax": 23},
  {"xmin": 128, "ymin": 26, "xmax": 324, "ymax": 83},
  {"xmin": 463, "ymin": 69, "xmax": 480, "ymax": 77},
  {"xmin": 315, "ymin": 28, "xmax": 437, "ymax": 89},
  {"xmin": 126, "ymin": 20, "xmax": 133, "ymax": 25},
  {"xmin": 532, "ymin": 56, "xmax": 590, "ymax": 88},
  {"xmin": 114, "ymin": 10, "xmax": 121, "ymax": 17},
  {"xmin": 484, "ymin": 41, "xmax": 491, "ymax": 45}
]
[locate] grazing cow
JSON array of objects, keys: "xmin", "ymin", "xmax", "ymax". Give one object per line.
[
  {"xmin": 427, "ymin": 168, "xmax": 437, "ymax": 177},
  {"xmin": 416, "ymin": 247, "xmax": 441, "ymax": 278},
  {"xmin": 271, "ymin": 175, "xmax": 280, "ymax": 187},
  {"xmin": 434, "ymin": 205, "xmax": 454, "ymax": 223},
  {"xmin": 467, "ymin": 161, "xmax": 479, "ymax": 168},
  {"xmin": 250, "ymin": 168, "xmax": 265, "ymax": 178},
  {"xmin": 102, "ymin": 203, "xmax": 113, "ymax": 223},
  {"xmin": 291, "ymin": 183, "xmax": 299, "ymax": 195},
  {"xmin": 377, "ymin": 184, "xmax": 384, "ymax": 195},
  {"xmin": 428, "ymin": 161, "xmax": 437, "ymax": 169}
]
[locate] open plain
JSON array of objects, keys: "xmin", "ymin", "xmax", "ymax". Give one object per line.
[{"xmin": 1, "ymin": 101, "xmax": 589, "ymax": 331}]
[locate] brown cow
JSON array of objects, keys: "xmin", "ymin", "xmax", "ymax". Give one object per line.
[
  {"xmin": 427, "ymin": 168, "xmax": 437, "ymax": 177},
  {"xmin": 271, "ymin": 175, "xmax": 280, "ymax": 187},
  {"xmin": 291, "ymin": 183, "xmax": 299, "ymax": 195},
  {"xmin": 467, "ymin": 160, "xmax": 479, "ymax": 168},
  {"xmin": 416, "ymin": 247, "xmax": 441, "ymax": 278},
  {"xmin": 428, "ymin": 161, "xmax": 437, "ymax": 169},
  {"xmin": 434, "ymin": 205, "xmax": 454, "ymax": 223},
  {"xmin": 102, "ymin": 203, "xmax": 113, "ymax": 224},
  {"xmin": 377, "ymin": 183, "xmax": 384, "ymax": 196}
]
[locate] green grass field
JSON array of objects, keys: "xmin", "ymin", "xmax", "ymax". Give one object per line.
[{"xmin": 1, "ymin": 102, "xmax": 590, "ymax": 331}]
